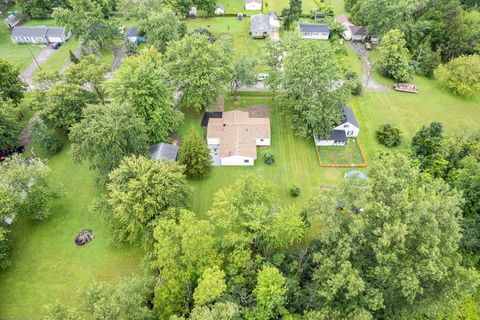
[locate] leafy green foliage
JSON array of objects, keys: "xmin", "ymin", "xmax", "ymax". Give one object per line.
[
  {"xmin": 105, "ymin": 155, "xmax": 189, "ymax": 246},
  {"xmin": 124, "ymin": 39, "xmax": 138, "ymax": 56},
  {"xmin": 0, "ymin": 226, "xmax": 10, "ymax": 270},
  {"xmin": 165, "ymin": 33, "xmax": 232, "ymax": 111},
  {"xmin": 281, "ymin": 39, "xmax": 348, "ymax": 137},
  {"xmin": 0, "ymin": 59, "xmax": 25, "ymax": 105},
  {"xmin": 69, "ymin": 103, "xmax": 149, "ymax": 181},
  {"xmin": 139, "ymin": 8, "xmax": 181, "ymax": 53},
  {"xmin": 377, "ymin": 29, "xmax": 412, "ymax": 82},
  {"xmin": 253, "ymin": 265, "xmax": 287, "ymax": 319},
  {"xmin": 179, "ymin": 132, "xmax": 211, "ymax": 179},
  {"xmin": 264, "ymin": 151, "xmax": 275, "ymax": 165},
  {"xmin": 376, "ymin": 123, "xmax": 402, "ymax": 148},
  {"xmin": 64, "ymin": 54, "xmax": 108, "ymax": 98},
  {"xmin": 412, "ymin": 42, "xmax": 441, "ymax": 77},
  {"xmin": 31, "ymin": 83, "xmax": 96, "ymax": 132},
  {"xmin": 435, "ymin": 54, "xmax": 480, "ymax": 96},
  {"xmin": 281, "ymin": 0, "xmax": 302, "ymax": 31},
  {"xmin": 31, "ymin": 120, "xmax": 64, "ymax": 155},
  {"xmin": 289, "ymin": 185, "xmax": 300, "ymax": 197},
  {"xmin": 107, "ymin": 48, "xmax": 183, "ymax": 143},
  {"xmin": 230, "ymin": 55, "xmax": 257, "ymax": 101},
  {"xmin": 263, "ymin": 40, "xmax": 283, "ymax": 100},
  {"xmin": 411, "ymin": 121, "xmax": 445, "ymax": 172},
  {"xmin": 193, "ymin": 266, "xmax": 227, "ymax": 306},
  {"xmin": 43, "ymin": 303, "xmax": 83, "ymax": 320},
  {"xmin": 0, "ymin": 100, "xmax": 21, "ymax": 150},
  {"xmin": 186, "ymin": 302, "xmax": 241, "ymax": 320}
]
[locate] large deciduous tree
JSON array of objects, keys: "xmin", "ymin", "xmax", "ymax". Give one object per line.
[
  {"xmin": 264, "ymin": 40, "xmax": 283, "ymax": 100},
  {"xmin": 105, "ymin": 155, "xmax": 189, "ymax": 246},
  {"xmin": 166, "ymin": 33, "xmax": 232, "ymax": 112},
  {"xmin": 303, "ymin": 153, "xmax": 478, "ymax": 319},
  {"xmin": 377, "ymin": 29, "xmax": 412, "ymax": 82},
  {"xmin": 69, "ymin": 103, "xmax": 148, "ymax": 181},
  {"xmin": 15, "ymin": 0, "xmax": 69, "ymax": 17},
  {"xmin": 281, "ymin": 0, "xmax": 302, "ymax": 31},
  {"xmin": 0, "ymin": 100, "xmax": 21, "ymax": 150},
  {"xmin": 139, "ymin": 8, "xmax": 181, "ymax": 53},
  {"xmin": 64, "ymin": 54, "xmax": 109, "ymax": 99},
  {"xmin": 107, "ymin": 48, "xmax": 183, "ymax": 143},
  {"xmin": 0, "ymin": 59, "xmax": 25, "ymax": 105},
  {"xmin": 230, "ymin": 55, "xmax": 257, "ymax": 101},
  {"xmin": 253, "ymin": 265, "xmax": 287, "ymax": 319},
  {"xmin": 179, "ymin": 132, "xmax": 211, "ymax": 179},
  {"xmin": 434, "ymin": 54, "xmax": 480, "ymax": 96},
  {"xmin": 411, "ymin": 121, "xmax": 445, "ymax": 173},
  {"xmin": 281, "ymin": 40, "xmax": 349, "ymax": 137}
]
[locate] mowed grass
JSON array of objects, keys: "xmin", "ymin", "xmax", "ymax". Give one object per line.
[
  {"xmin": 222, "ymin": 0, "xmax": 345, "ymax": 15},
  {"xmin": 0, "ymin": 144, "xmax": 143, "ymax": 320},
  {"xmin": 0, "ymin": 22, "xmax": 44, "ymax": 70},
  {"xmin": 179, "ymin": 95, "xmax": 347, "ymax": 215},
  {"xmin": 318, "ymin": 139, "xmax": 365, "ymax": 165}
]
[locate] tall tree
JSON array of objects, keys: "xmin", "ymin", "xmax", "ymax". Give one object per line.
[
  {"xmin": 105, "ymin": 155, "xmax": 189, "ymax": 246},
  {"xmin": 31, "ymin": 83, "xmax": 96, "ymax": 132},
  {"xmin": 411, "ymin": 121, "xmax": 445, "ymax": 173},
  {"xmin": 15, "ymin": 0, "xmax": 69, "ymax": 18},
  {"xmin": 193, "ymin": 266, "xmax": 227, "ymax": 306},
  {"xmin": 0, "ymin": 59, "xmax": 25, "ymax": 105},
  {"xmin": 69, "ymin": 103, "xmax": 148, "ymax": 181},
  {"xmin": 264, "ymin": 40, "xmax": 283, "ymax": 100},
  {"xmin": 281, "ymin": 40, "xmax": 349, "ymax": 137},
  {"xmin": 230, "ymin": 55, "xmax": 257, "ymax": 101},
  {"xmin": 64, "ymin": 54, "xmax": 109, "ymax": 99},
  {"xmin": 377, "ymin": 29, "xmax": 412, "ymax": 82},
  {"xmin": 0, "ymin": 100, "xmax": 21, "ymax": 150},
  {"xmin": 166, "ymin": 33, "xmax": 232, "ymax": 112},
  {"xmin": 253, "ymin": 265, "xmax": 287, "ymax": 319},
  {"xmin": 139, "ymin": 8, "xmax": 181, "ymax": 53},
  {"xmin": 282, "ymin": 0, "xmax": 302, "ymax": 31},
  {"xmin": 303, "ymin": 153, "xmax": 478, "ymax": 319},
  {"xmin": 107, "ymin": 48, "xmax": 183, "ymax": 143},
  {"xmin": 53, "ymin": 0, "xmax": 119, "ymax": 49},
  {"xmin": 119, "ymin": 0, "xmax": 164, "ymax": 19},
  {"xmin": 179, "ymin": 132, "xmax": 211, "ymax": 179},
  {"xmin": 434, "ymin": 54, "xmax": 480, "ymax": 96},
  {"xmin": 196, "ymin": 0, "xmax": 216, "ymax": 16}
]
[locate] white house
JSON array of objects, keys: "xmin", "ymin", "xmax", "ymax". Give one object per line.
[
  {"xmin": 207, "ymin": 110, "xmax": 270, "ymax": 166},
  {"xmin": 298, "ymin": 23, "xmax": 329, "ymax": 40},
  {"xmin": 215, "ymin": 4, "xmax": 224, "ymax": 14},
  {"xmin": 245, "ymin": 0, "xmax": 262, "ymax": 11},
  {"xmin": 250, "ymin": 13, "xmax": 279, "ymax": 38},
  {"xmin": 11, "ymin": 26, "xmax": 71, "ymax": 44},
  {"xmin": 314, "ymin": 106, "xmax": 360, "ymax": 146}
]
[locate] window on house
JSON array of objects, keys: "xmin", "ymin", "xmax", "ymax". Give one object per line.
[
  {"xmin": 260, "ymin": 139, "xmax": 264, "ymax": 142},
  {"xmin": 244, "ymin": 159, "xmax": 249, "ymax": 163}
]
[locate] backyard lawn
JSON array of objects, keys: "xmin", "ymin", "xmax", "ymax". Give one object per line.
[
  {"xmin": 318, "ymin": 139, "xmax": 365, "ymax": 165},
  {"xmin": 222, "ymin": 0, "xmax": 345, "ymax": 15},
  {"xmin": 0, "ymin": 144, "xmax": 143, "ymax": 320}
]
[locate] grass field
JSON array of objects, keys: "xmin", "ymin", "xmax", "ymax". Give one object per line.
[
  {"xmin": 0, "ymin": 22, "xmax": 44, "ymax": 70},
  {"xmin": 222, "ymin": 0, "xmax": 345, "ymax": 15},
  {"xmin": 318, "ymin": 139, "xmax": 365, "ymax": 165},
  {"xmin": 0, "ymin": 144, "xmax": 143, "ymax": 320}
]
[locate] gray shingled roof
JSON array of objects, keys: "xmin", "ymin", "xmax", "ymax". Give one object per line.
[
  {"xmin": 327, "ymin": 129, "xmax": 347, "ymax": 141},
  {"xmin": 251, "ymin": 14, "xmax": 270, "ymax": 31},
  {"xmin": 342, "ymin": 105, "xmax": 358, "ymax": 128},
  {"xmin": 12, "ymin": 26, "xmax": 47, "ymax": 37},
  {"xmin": 298, "ymin": 23, "xmax": 329, "ymax": 33},
  {"xmin": 150, "ymin": 143, "xmax": 179, "ymax": 161},
  {"xmin": 45, "ymin": 27, "xmax": 65, "ymax": 37},
  {"xmin": 350, "ymin": 25, "xmax": 366, "ymax": 36}
]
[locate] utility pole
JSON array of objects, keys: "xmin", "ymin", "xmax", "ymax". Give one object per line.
[{"xmin": 27, "ymin": 45, "xmax": 41, "ymax": 71}]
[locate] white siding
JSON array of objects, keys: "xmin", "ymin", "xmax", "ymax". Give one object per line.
[
  {"xmin": 333, "ymin": 122, "xmax": 360, "ymax": 137},
  {"xmin": 256, "ymin": 138, "xmax": 270, "ymax": 146},
  {"xmin": 301, "ymin": 32, "xmax": 329, "ymax": 40},
  {"xmin": 245, "ymin": 2, "xmax": 262, "ymax": 10},
  {"xmin": 46, "ymin": 36, "xmax": 62, "ymax": 43},
  {"xmin": 316, "ymin": 140, "xmax": 346, "ymax": 147},
  {"xmin": 221, "ymin": 156, "xmax": 255, "ymax": 166},
  {"xmin": 207, "ymin": 138, "xmax": 220, "ymax": 145}
]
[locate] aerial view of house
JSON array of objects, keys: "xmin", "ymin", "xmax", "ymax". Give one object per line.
[
  {"xmin": 0, "ymin": 0, "xmax": 479, "ymax": 319},
  {"xmin": 206, "ymin": 109, "xmax": 270, "ymax": 166}
]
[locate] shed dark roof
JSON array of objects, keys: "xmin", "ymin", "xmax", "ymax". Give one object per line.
[
  {"xmin": 342, "ymin": 106, "xmax": 358, "ymax": 128},
  {"xmin": 201, "ymin": 111, "xmax": 223, "ymax": 127},
  {"xmin": 298, "ymin": 23, "xmax": 329, "ymax": 33},
  {"xmin": 127, "ymin": 27, "xmax": 138, "ymax": 37},
  {"xmin": 350, "ymin": 25, "xmax": 366, "ymax": 36},
  {"xmin": 150, "ymin": 143, "xmax": 179, "ymax": 161},
  {"xmin": 320, "ymin": 129, "xmax": 347, "ymax": 141}
]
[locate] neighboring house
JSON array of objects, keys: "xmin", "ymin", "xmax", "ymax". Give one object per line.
[
  {"xmin": 11, "ymin": 26, "xmax": 71, "ymax": 44},
  {"xmin": 298, "ymin": 23, "xmax": 329, "ymax": 40},
  {"xmin": 126, "ymin": 27, "xmax": 144, "ymax": 44},
  {"xmin": 215, "ymin": 4, "xmax": 224, "ymax": 14},
  {"xmin": 350, "ymin": 25, "xmax": 367, "ymax": 41},
  {"xmin": 207, "ymin": 110, "xmax": 270, "ymax": 166},
  {"xmin": 189, "ymin": 7, "xmax": 197, "ymax": 16},
  {"xmin": 150, "ymin": 143, "xmax": 179, "ymax": 161},
  {"xmin": 250, "ymin": 13, "xmax": 279, "ymax": 38},
  {"xmin": 245, "ymin": 0, "xmax": 262, "ymax": 10},
  {"xmin": 314, "ymin": 106, "xmax": 360, "ymax": 146},
  {"xmin": 4, "ymin": 12, "xmax": 23, "ymax": 29}
]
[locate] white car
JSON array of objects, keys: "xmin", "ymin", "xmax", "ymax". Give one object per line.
[{"xmin": 257, "ymin": 73, "xmax": 269, "ymax": 81}]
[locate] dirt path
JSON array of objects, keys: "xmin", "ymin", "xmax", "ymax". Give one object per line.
[
  {"xmin": 17, "ymin": 114, "xmax": 41, "ymax": 147},
  {"xmin": 104, "ymin": 45, "xmax": 124, "ymax": 79},
  {"xmin": 20, "ymin": 47, "xmax": 56, "ymax": 91},
  {"xmin": 349, "ymin": 42, "xmax": 389, "ymax": 91}
]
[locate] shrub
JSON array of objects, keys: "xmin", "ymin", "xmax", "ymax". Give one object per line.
[
  {"xmin": 31, "ymin": 120, "xmax": 63, "ymax": 154},
  {"xmin": 264, "ymin": 151, "xmax": 275, "ymax": 165},
  {"xmin": 289, "ymin": 185, "xmax": 300, "ymax": 197},
  {"xmin": 376, "ymin": 123, "xmax": 402, "ymax": 148},
  {"xmin": 434, "ymin": 54, "xmax": 480, "ymax": 96}
]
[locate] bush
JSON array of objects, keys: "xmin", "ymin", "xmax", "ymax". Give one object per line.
[
  {"xmin": 434, "ymin": 54, "xmax": 480, "ymax": 96},
  {"xmin": 31, "ymin": 120, "xmax": 63, "ymax": 154},
  {"xmin": 289, "ymin": 185, "xmax": 300, "ymax": 197},
  {"xmin": 376, "ymin": 123, "xmax": 402, "ymax": 148},
  {"xmin": 264, "ymin": 151, "xmax": 275, "ymax": 165}
]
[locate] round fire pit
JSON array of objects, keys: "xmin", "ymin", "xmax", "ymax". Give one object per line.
[{"xmin": 75, "ymin": 229, "xmax": 94, "ymax": 246}]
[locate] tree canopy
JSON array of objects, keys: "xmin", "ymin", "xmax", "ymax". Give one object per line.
[
  {"xmin": 139, "ymin": 8, "xmax": 181, "ymax": 53},
  {"xmin": 0, "ymin": 100, "xmax": 21, "ymax": 150},
  {"xmin": 434, "ymin": 54, "xmax": 480, "ymax": 96},
  {"xmin": 377, "ymin": 29, "xmax": 412, "ymax": 82},
  {"xmin": 0, "ymin": 59, "xmax": 25, "ymax": 105},
  {"xmin": 179, "ymin": 131, "xmax": 211, "ymax": 179}
]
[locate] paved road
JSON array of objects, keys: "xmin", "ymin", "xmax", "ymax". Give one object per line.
[{"xmin": 20, "ymin": 47, "xmax": 56, "ymax": 90}]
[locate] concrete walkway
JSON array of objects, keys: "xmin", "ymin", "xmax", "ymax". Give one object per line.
[{"xmin": 20, "ymin": 47, "xmax": 56, "ymax": 90}]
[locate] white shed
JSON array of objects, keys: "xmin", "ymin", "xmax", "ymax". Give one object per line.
[{"xmin": 245, "ymin": 0, "xmax": 262, "ymax": 11}]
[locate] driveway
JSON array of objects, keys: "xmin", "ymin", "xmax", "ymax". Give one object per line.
[
  {"xmin": 20, "ymin": 47, "xmax": 56, "ymax": 90},
  {"xmin": 104, "ymin": 45, "xmax": 124, "ymax": 79},
  {"xmin": 349, "ymin": 42, "xmax": 389, "ymax": 91}
]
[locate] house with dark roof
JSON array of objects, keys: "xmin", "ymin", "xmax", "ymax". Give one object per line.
[
  {"xmin": 298, "ymin": 23, "xmax": 329, "ymax": 40},
  {"xmin": 314, "ymin": 106, "xmax": 360, "ymax": 146},
  {"xmin": 4, "ymin": 12, "xmax": 24, "ymax": 29},
  {"xmin": 126, "ymin": 27, "xmax": 144, "ymax": 44},
  {"xmin": 150, "ymin": 143, "xmax": 179, "ymax": 161},
  {"xmin": 350, "ymin": 25, "xmax": 367, "ymax": 41},
  {"xmin": 250, "ymin": 13, "xmax": 279, "ymax": 38},
  {"xmin": 11, "ymin": 26, "xmax": 71, "ymax": 44}
]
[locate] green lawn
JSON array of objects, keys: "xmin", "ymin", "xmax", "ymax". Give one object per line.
[
  {"xmin": 222, "ymin": 0, "xmax": 345, "ymax": 15},
  {"xmin": 318, "ymin": 139, "xmax": 365, "ymax": 165},
  {"xmin": 179, "ymin": 95, "xmax": 348, "ymax": 215},
  {"xmin": 0, "ymin": 22, "xmax": 44, "ymax": 70},
  {"xmin": 38, "ymin": 39, "xmax": 80, "ymax": 72},
  {"xmin": 0, "ymin": 144, "xmax": 143, "ymax": 320}
]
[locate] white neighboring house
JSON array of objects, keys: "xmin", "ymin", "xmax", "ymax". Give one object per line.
[
  {"xmin": 250, "ymin": 13, "xmax": 279, "ymax": 38},
  {"xmin": 11, "ymin": 26, "xmax": 71, "ymax": 44},
  {"xmin": 215, "ymin": 4, "xmax": 224, "ymax": 14},
  {"xmin": 245, "ymin": 0, "xmax": 262, "ymax": 10},
  {"xmin": 207, "ymin": 110, "xmax": 270, "ymax": 166},
  {"xmin": 298, "ymin": 23, "xmax": 330, "ymax": 40},
  {"xmin": 314, "ymin": 106, "xmax": 360, "ymax": 147}
]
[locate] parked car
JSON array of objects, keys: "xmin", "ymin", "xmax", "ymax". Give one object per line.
[
  {"xmin": 257, "ymin": 73, "xmax": 268, "ymax": 81},
  {"xmin": 365, "ymin": 42, "xmax": 372, "ymax": 50},
  {"xmin": 0, "ymin": 145, "xmax": 25, "ymax": 162},
  {"xmin": 50, "ymin": 42, "xmax": 62, "ymax": 49}
]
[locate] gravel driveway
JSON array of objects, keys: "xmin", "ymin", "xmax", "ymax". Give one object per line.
[
  {"xmin": 349, "ymin": 42, "xmax": 389, "ymax": 91},
  {"xmin": 20, "ymin": 47, "xmax": 56, "ymax": 90}
]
